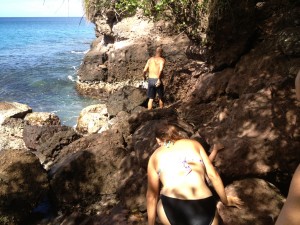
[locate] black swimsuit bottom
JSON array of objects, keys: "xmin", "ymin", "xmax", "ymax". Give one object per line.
[{"xmin": 161, "ymin": 195, "xmax": 216, "ymax": 225}]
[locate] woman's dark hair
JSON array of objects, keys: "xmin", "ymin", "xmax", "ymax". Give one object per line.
[{"xmin": 155, "ymin": 121, "xmax": 187, "ymax": 142}]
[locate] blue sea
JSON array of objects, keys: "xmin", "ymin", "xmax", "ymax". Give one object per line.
[{"xmin": 0, "ymin": 17, "xmax": 100, "ymax": 126}]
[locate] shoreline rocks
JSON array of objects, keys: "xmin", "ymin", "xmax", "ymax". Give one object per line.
[{"xmin": 0, "ymin": 101, "xmax": 32, "ymax": 125}]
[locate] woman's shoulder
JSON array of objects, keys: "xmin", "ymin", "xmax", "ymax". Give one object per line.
[
  {"xmin": 174, "ymin": 139, "xmax": 203, "ymax": 151},
  {"xmin": 175, "ymin": 138, "xmax": 198, "ymax": 145},
  {"xmin": 150, "ymin": 146, "xmax": 164, "ymax": 159}
]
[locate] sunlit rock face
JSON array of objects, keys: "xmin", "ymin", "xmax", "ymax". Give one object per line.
[
  {"xmin": 0, "ymin": 102, "xmax": 32, "ymax": 151},
  {"xmin": 0, "ymin": 101, "xmax": 32, "ymax": 125},
  {"xmin": 75, "ymin": 104, "xmax": 109, "ymax": 135},
  {"xmin": 77, "ymin": 12, "xmax": 190, "ymax": 97},
  {"xmin": 24, "ymin": 112, "xmax": 61, "ymax": 126}
]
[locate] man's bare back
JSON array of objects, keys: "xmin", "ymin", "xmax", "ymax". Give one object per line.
[{"xmin": 147, "ymin": 56, "xmax": 165, "ymax": 79}]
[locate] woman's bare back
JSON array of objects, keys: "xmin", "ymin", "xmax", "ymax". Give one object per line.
[{"xmin": 155, "ymin": 139, "xmax": 213, "ymax": 199}]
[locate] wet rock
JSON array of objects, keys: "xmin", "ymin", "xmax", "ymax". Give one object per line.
[{"xmin": 77, "ymin": 47, "xmax": 109, "ymax": 82}]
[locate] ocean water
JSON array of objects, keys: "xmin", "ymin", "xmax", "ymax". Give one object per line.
[{"xmin": 0, "ymin": 17, "xmax": 100, "ymax": 126}]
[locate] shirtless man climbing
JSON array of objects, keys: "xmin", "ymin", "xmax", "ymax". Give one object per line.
[{"xmin": 143, "ymin": 47, "xmax": 166, "ymax": 110}]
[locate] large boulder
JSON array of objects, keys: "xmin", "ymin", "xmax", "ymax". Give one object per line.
[
  {"xmin": 49, "ymin": 129, "xmax": 130, "ymax": 211},
  {"xmin": 110, "ymin": 110, "xmax": 133, "ymax": 145},
  {"xmin": 0, "ymin": 149, "xmax": 49, "ymax": 224},
  {"xmin": 24, "ymin": 112, "xmax": 61, "ymax": 126},
  {"xmin": 75, "ymin": 104, "xmax": 109, "ymax": 135},
  {"xmin": 106, "ymin": 86, "xmax": 147, "ymax": 117},
  {"xmin": 0, "ymin": 118, "xmax": 27, "ymax": 151},
  {"xmin": 205, "ymin": 0, "xmax": 257, "ymax": 69},
  {"xmin": 188, "ymin": 88, "xmax": 300, "ymax": 180},
  {"xmin": 23, "ymin": 125, "xmax": 81, "ymax": 169},
  {"xmin": 0, "ymin": 102, "xmax": 32, "ymax": 125},
  {"xmin": 218, "ymin": 178, "xmax": 284, "ymax": 225}
]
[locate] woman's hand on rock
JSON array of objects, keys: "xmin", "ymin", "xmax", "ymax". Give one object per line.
[{"xmin": 226, "ymin": 196, "xmax": 244, "ymax": 209}]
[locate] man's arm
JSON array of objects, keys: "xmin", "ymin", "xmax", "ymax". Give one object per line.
[
  {"xmin": 155, "ymin": 58, "xmax": 165, "ymax": 87},
  {"xmin": 158, "ymin": 59, "xmax": 165, "ymax": 79},
  {"xmin": 143, "ymin": 59, "xmax": 150, "ymax": 81}
]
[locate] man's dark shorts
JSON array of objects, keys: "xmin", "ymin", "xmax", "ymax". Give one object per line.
[{"xmin": 148, "ymin": 78, "xmax": 164, "ymax": 99}]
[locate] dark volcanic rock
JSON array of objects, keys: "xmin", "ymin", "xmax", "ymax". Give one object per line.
[
  {"xmin": 0, "ymin": 149, "xmax": 49, "ymax": 224},
  {"xmin": 49, "ymin": 129, "xmax": 129, "ymax": 210},
  {"xmin": 107, "ymin": 86, "xmax": 147, "ymax": 117},
  {"xmin": 23, "ymin": 125, "xmax": 81, "ymax": 168},
  {"xmin": 218, "ymin": 178, "xmax": 284, "ymax": 225}
]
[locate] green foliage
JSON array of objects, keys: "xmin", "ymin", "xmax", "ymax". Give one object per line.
[
  {"xmin": 83, "ymin": 0, "xmax": 112, "ymax": 20},
  {"xmin": 0, "ymin": 216, "xmax": 10, "ymax": 225},
  {"xmin": 115, "ymin": 0, "xmax": 210, "ymax": 41},
  {"xmin": 115, "ymin": 0, "xmax": 140, "ymax": 15},
  {"xmin": 83, "ymin": 0, "xmax": 210, "ymax": 41}
]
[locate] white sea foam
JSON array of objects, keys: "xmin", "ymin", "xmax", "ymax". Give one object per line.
[
  {"xmin": 71, "ymin": 49, "xmax": 89, "ymax": 54},
  {"xmin": 71, "ymin": 50, "xmax": 84, "ymax": 54},
  {"xmin": 1, "ymin": 17, "xmax": 96, "ymax": 127},
  {"xmin": 68, "ymin": 75, "xmax": 76, "ymax": 82}
]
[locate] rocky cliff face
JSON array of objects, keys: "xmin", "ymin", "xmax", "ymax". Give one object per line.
[
  {"xmin": 0, "ymin": 0, "xmax": 299, "ymax": 224},
  {"xmin": 76, "ymin": 5, "xmax": 191, "ymax": 99}
]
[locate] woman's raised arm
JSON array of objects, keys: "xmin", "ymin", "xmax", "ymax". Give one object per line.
[
  {"xmin": 146, "ymin": 153, "xmax": 160, "ymax": 225},
  {"xmin": 195, "ymin": 140, "xmax": 243, "ymax": 208}
]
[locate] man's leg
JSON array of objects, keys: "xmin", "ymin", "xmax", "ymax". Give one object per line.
[
  {"xmin": 148, "ymin": 98, "xmax": 154, "ymax": 110},
  {"xmin": 157, "ymin": 84, "xmax": 164, "ymax": 109},
  {"xmin": 158, "ymin": 98, "xmax": 164, "ymax": 109}
]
